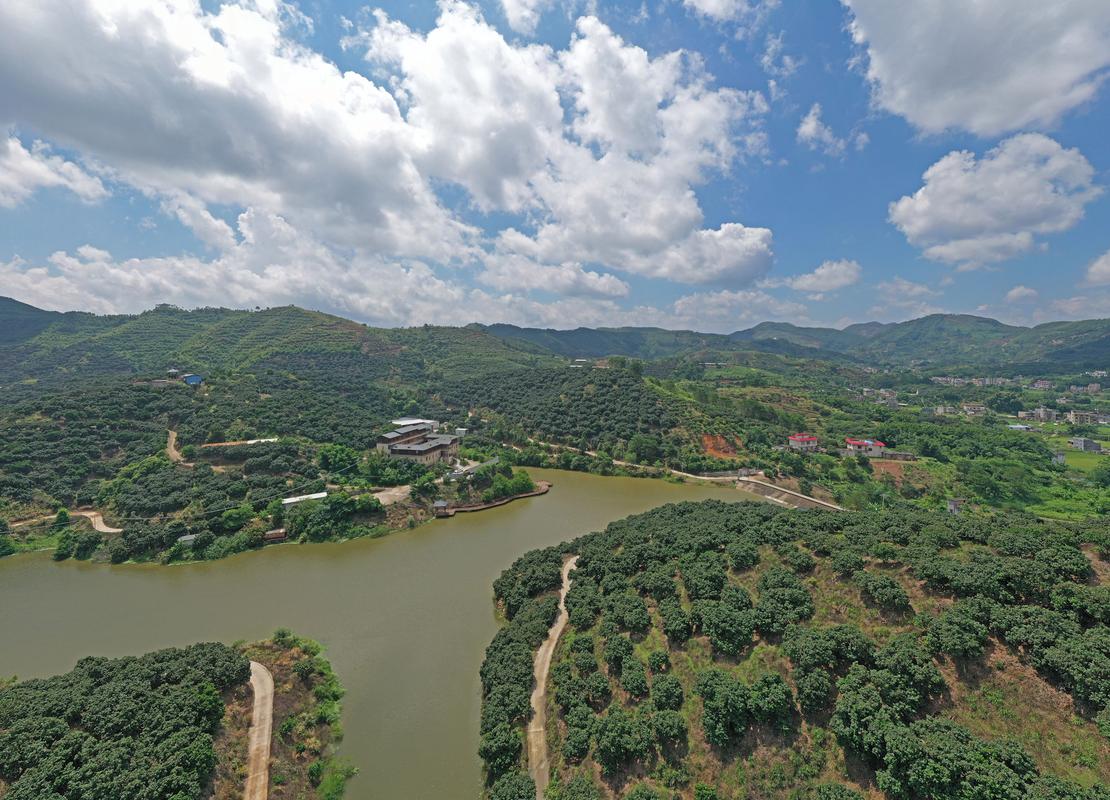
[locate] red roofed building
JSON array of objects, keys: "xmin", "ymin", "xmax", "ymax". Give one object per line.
[
  {"xmin": 845, "ymin": 437, "xmax": 886, "ymax": 457},
  {"xmin": 788, "ymin": 433, "xmax": 819, "ymax": 453}
]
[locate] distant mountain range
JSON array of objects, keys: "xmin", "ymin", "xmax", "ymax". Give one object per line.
[
  {"xmin": 1, "ymin": 296, "xmax": 1107, "ymax": 386},
  {"xmin": 477, "ymin": 314, "xmax": 1110, "ymax": 370}
]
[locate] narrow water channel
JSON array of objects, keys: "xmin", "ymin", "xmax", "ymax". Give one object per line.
[{"xmin": 0, "ymin": 470, "xmax": 755, "ymax": 798}]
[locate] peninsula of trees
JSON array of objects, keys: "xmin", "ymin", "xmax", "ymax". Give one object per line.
[{"xmin": 0, "ymin": 632, "xmax": 352, "ymax": 800}]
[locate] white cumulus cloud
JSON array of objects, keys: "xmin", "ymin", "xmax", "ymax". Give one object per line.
[
  {"xmin": 0, "ymin": 135, "xmax": 108, "ymax": 207},
  {"xmin": 760, "ymin": 32, "xmax": 798, "ymax": 79},
  {"xmin": 1086, "ymin": 250, "xmax": 1110, "ymax": 287},
  {"xmin": 1004, "ymin": 285, "xmax": 1038, "ymax": 303},
  {"xmin": 766, "ymin": 259, "xmax": 862, "ymax": 297},
  {"xmin": 841, "ymin": 0, "xmax": 1110, "ymax": 136},
  {"xmin": 671, "ymin": 288, "xmax": 807, "ymax": 328},
  {"xmin": 499, "ymin": 0, "xmax": 556, "ymax": 35},
  {"xmin": 0, "ymin": 0, "xmax": 777, "ymax": 326},
  {"xmin": 796, "ymin": 104, "xmax": 846, "ymax": 157},
  {"xmin": 870, "ymin": 276, "xmax": 943, "ymax": 319},
  {"xmin": 889, "ymin": 134, "xmax": 1102, "ymax": 269}
]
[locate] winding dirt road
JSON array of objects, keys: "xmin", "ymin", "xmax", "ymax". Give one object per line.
[
  {"xmin": 166, "ymin": 429, "xmax": 186, "ymax": 463},
  {"xmin": 245, "ymin": 661, "xmax": 274, "ymax": 800},
  {"xmin": 10, "ymin": 509, "xmax": 122, "ymax": 534},
  {"xmin": 527, "ymin": 555, "xmax": 579, "ymax": 797},
  {"xmin": 71, "ymin": 510, "xmax": 123, "ymax": 534}
]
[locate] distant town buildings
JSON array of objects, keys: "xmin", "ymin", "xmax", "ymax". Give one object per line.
[
  {"xmin": 961, "ymin": 403, "xmax": 987, "ymax": 416},
  {"xmin": 787, "ymin": 433, "xmax": 819, "ymax": 453},
  {"xmin": 1067, "ymin": 410, "xmax": 1099, "ymax": 425},
  {"xmin": 1017, "ymin": 407, "xmax": 1058, "ymax": 422},
  {"xmin": 1031, "ymin": 379, "xmax": 1053, "ymax": 390},
  {"xmin": 930, "ymin": 376, "xmax": 1013, "ymax": 387}
]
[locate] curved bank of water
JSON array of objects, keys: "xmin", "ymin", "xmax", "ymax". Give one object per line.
[{"xmin": 0, "ymin": 470, "xmax": 755, "ymax": 799}]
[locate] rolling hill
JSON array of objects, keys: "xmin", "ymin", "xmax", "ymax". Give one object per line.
[
  {"xmin": 1, "ymin": 299, "xmax": 1106, "ymax": 387},
  {"xmin": 478, "ymin": 314, "xmax": 1110, "ymax": 370},
  {"xmin": 0, "ymin": 300, "xmax": 553, "ymax": 386}
]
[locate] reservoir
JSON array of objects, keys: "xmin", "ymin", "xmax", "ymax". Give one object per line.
[{"xmin": 0, "ymin": 470, "xmax": 755, "ymax": 799}]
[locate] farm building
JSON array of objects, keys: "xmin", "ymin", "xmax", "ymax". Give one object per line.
[
  {"xmin": 282, "ymin": 491, "xmax": 328, "ymax": 506},
  {"xmin": 387, "ymin": 434, "xmax": 459, "ymax": 465},
  {"xmin": 787, "ymin": 434, "xmax": 819, "ymax": 453},
  {"xmin": 844, "ymin": 438, "xmax": 886, "ymax": 458},
  {"xmin": 375, "ymin": 423, "xmax": 435, "ymax": 453},
  {"xmin": 1068, "ymin": 437, "xmax": 1102, "ymax": 452},
  {"xmin": 377, "ymin": 423, "xmax": 459, "ymax": 464}
]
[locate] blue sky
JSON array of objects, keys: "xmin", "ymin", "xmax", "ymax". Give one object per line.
[{"xmin": 1, "ymin": 0, "xmax": 1108, "ymax": 330}]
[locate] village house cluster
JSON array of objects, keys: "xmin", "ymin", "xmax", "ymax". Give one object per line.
[
  {"xmin": 929, "ymin": 374, "xmax": 1105, "ymax": 394},
  {"xmin": 786, "ymin": 434, "xmax": 916, "ymax": 461},
  {"xmin": 930, "ymin": 376, "xmax": 1014, "ymax": 387},
  {"xmin": 1015, "ymin": 408, "xmax": 1110, "ymax": 425}
]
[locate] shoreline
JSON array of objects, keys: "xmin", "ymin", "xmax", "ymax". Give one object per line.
[
  {"xmin": 436, "ymin": 481, "xmax": 552, "ymax": 517},
  {"xmin": 0, "ymin": 467, "xmax": 755, "ymax": 569}
]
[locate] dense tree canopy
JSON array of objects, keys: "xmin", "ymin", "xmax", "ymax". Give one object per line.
[
  {"xmin": 0, "ymin": 643, "xmax": 249, "ymax": 800},
  {"xmin": 479, "ymin": 500, "xmax": 1110, "ymax": 799}
]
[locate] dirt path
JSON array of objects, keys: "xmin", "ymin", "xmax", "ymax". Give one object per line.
[
  {"xmin": 71, "ymin": 510, "xmax": 123, "ymax": 534},
  {"xmin": 527, "ymin": 555, "xmax": 579, "ymax": 797},
  {"xmin": 200, "ymin": 438, "xmax": 278, "ymax": 448},
  {"xmin": 245, "ymin": 661, "xmax": 274, "ymax": 800},
  {"xmin": 10, "ymin": 509, "xmax": 123, "ymax": 534},
  {"xmin": 166, "ymin": 429, "xmax": 187, "ymax": 464},
  {"xmin": 167, "ymin": 429, "xmax": 233, "ymax": 472},
  {"xmin": 371, "ymin": 484, "xmax": 412, "ymax": 506}
]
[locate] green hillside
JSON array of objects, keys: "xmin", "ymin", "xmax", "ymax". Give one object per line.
[
  {"xmin": 1, "ymin": 298, "xmax": 1106, "ymax": 537},
  {"xmin": 477, "ymin": 324, "xmax": 734, "ymax": 360},
  {"xmin": 481, "ymin": 501, "xmax": 1110, "ymax": 800},
  {"xmin": 0, "ymin": 300, "xmax": 552, "ymax": 386},
  {"xmin": 479, "ymin": 315, "xmax": 1110, "ymax": 370}
]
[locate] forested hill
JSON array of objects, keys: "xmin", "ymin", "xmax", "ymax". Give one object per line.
[
  {"xmin": 477, "ymin": 314, "xmax": 1110, "ymax": 369},
  {"xmin": 0, "ymin": 298, "xmax": 552, "ymax": 386},
  {"xmin": 2, "ymin": 299, "xmax": 1106, "ymax": 381}
]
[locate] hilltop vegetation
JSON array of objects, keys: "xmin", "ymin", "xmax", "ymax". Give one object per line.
[
  {"xmin": 209, "ymin": 630, "xmax": 354, "ymax": 800},
  {"xmin": 477, "ymin": 314, "xmax": 1110, "ymax": 370},
  {"xmin": 0, "ymin": 642, "xmax": 250, "ymax": 800},
  {"xmin": 0, "ymin": 632, "xmax": 352, "ymax": 800},
  {"xmin": 479, "ymin": 501, "xmax": 1110, "ymax": 800},
  {"xmin": 0, "ymin": 298, "xmax": 550, "ymax": 387}
]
